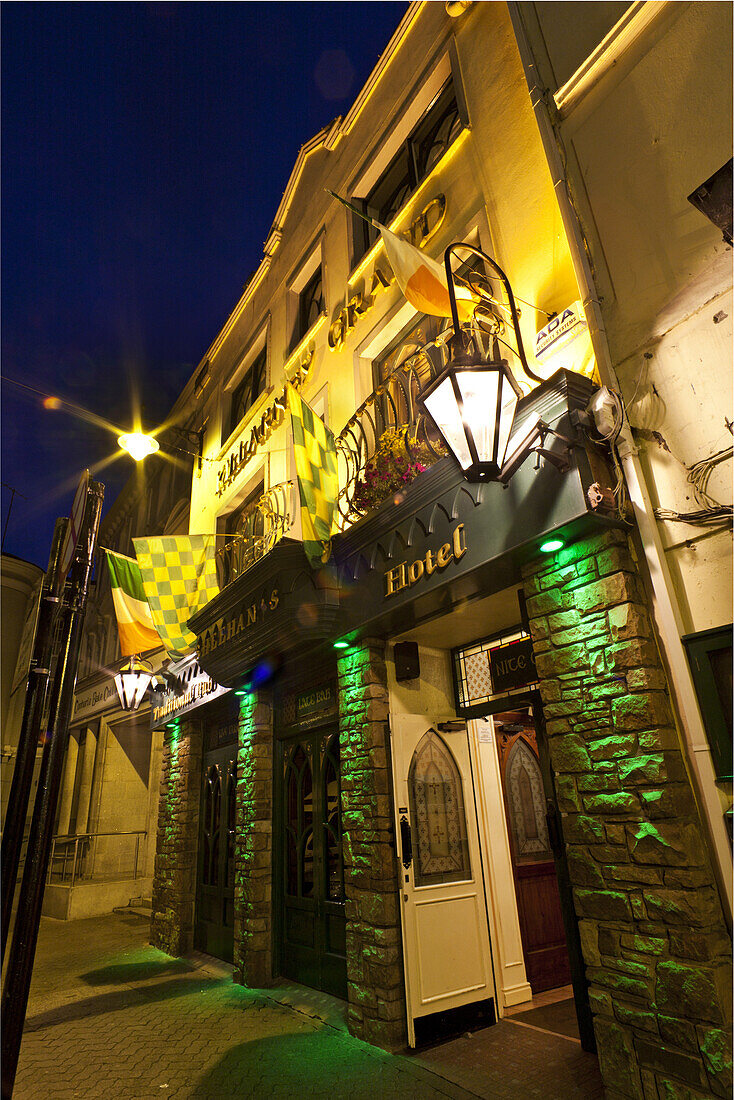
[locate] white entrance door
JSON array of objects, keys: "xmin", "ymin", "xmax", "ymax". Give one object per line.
[{"xmin": 391, "ymin": 714, "xmax": 496, "ymax": 1046}]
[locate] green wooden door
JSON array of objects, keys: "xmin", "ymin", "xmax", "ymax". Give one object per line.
[{"xmin": 279, "ymin": 730, "xmax": 347, "ymax": 998}]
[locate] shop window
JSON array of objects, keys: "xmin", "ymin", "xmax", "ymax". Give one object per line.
[
  {"xmin": 227, "ymin": 343, "xmax": 267, "ymax": 440},
  {"xmin": 408, "ymin": 729, "xmax": 471, "ymax": 887},
  {"xmin": 682, "ymin": 625, "xmax": 733, "ymax": 780},
  {"xmin": 353, "ymin": 77, "xmax": 463, "ymax": 263}
]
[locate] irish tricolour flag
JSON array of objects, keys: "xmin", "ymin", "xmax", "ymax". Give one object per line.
[
  {"xmin": 105, "ymin": 549, "xmax": 161, "ymax": 656},
  {"xmin": 327, "ymin": 190, "xmax": 475, "ymax": 323}
]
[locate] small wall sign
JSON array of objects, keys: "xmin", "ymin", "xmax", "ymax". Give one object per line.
[{"xmin": 488, "ymin": 635, "xmax": 537, "ymax": 694}]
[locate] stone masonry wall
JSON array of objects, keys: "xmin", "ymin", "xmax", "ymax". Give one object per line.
[
  {"xmin": 522, "ymin": 527, "xmax": 732, "ymax": 1100},
  {"xmin": 151, "ymin": 718, "xmax": 203, "ymax": 957},
  {"xmin": 233, "ymin": 690, "xmax": 273, "ymax": 988},
  {"xmin": 338, "ymin": 640, "xmax": 406, "ymax": 1050}
]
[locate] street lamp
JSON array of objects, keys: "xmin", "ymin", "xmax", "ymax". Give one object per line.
[
  {"xmin": 418, "ymin": 243, "xmax": 574, "ymax": 484},
  {"xmin": 117, "ymin": 432, "xmax": 160, "ymax": 461},
  {"xmin": 114, "ymin": 655, "xmax": 155, "ymax": 711}
]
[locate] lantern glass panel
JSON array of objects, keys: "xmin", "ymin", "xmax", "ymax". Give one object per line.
[
  {"xmin": 423, "ymin": 376, "xmax": 473, "ymax": 469},
  {"xmin": 456, "ymin": 370, "xmax": 500, "ymax": 464},
  {"xmin": 456, "ymin": 369, "xmax": 518, "ymax": 468}
]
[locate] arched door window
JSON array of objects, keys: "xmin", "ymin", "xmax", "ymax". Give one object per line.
[
  {"xmin": 322, "ymin": 734, "xmax": 344, "ymax": 902},
  {"xmin": 505, "ymin": 737, "xmax": 551, "ymax": 862},
  {"xmin": 408, "ymin": 729, "xmax": 470, "ymax": 886},
  {"xmin": 285, "ymin": 743, "xmax": 314, "ymax": 897},
  {"xmin": 202, "ymin": 764, "xmax": 222, "ymax": 886}
]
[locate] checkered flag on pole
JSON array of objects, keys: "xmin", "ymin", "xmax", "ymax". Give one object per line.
[
  {"xmin": 287, "ymin": 383, "xmax": 338, "ymax": 568},
  {"xmin": 132, "ymin": 535, "xmax": 219, "ymax": 656}
]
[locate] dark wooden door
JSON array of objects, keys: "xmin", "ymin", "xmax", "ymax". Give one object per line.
[
  {"xmin": 195, "ymin": 744, "xmax": 237, "ymax": 963},
  {"xmin": 494, "ymin": 709, "xmax": 571, "ymax": 993},
  {"xmin": 279, "ymin": 730, "xmax": 347, "ymax": 998}
]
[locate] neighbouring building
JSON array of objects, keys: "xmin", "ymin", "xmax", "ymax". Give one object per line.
[
  {"xmin": 44, "ymin": 411, "xmax": 201, "ymax": 920},
  {"xmin": 145, "ymin": 4, "xmax": 731, "ymax": 1099}
]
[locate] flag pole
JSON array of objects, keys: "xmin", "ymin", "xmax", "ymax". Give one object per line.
[{"xmin": 325, "ymin": 189, "xmax": 381, "ymax": 230}]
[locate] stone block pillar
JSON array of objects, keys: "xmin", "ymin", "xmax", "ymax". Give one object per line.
[
  {"xmin": 233, "ymin": 690, "xmax": 273, "ymax": 987},
  {"xmin": 338, "ymin": 640, "xmax": 406, "ymax": 1051},
  {"xmin": 522, "ymin": 527, "xmax": 732, "ymax": 1100},
  {"xmin": 151, "ymin": 717, "xmax": 203, "ymax": 957}
]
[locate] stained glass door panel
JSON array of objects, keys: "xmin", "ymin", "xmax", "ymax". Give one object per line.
[
  {"xmin": 494, "ymin": 709, "xmax": 571, "ymax": 993},
  {"xmin": 393, "ymin": 717, "xmax": 496, "ymax": 1047}
]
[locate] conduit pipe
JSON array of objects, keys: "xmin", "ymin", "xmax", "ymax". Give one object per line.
[{"xmin": 507, "ymin": 2, "xmax": 732, "ymax": 922}]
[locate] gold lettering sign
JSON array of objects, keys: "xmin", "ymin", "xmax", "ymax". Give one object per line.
[
  {"xmin": 385, "ymin": 524, "xmax": 466, "ymax": 598},
  {"xmin": 198, "ymin": 589, "xmax": 279, "ymax": 656},
  {"xmin": 217, "ymin": 351, "xmax": 313, "ymax": 497}
]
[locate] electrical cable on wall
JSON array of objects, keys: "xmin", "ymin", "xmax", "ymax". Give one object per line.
[{"xmin": 654, "ymin": 444, "xmax": 733, "ymax": 526}]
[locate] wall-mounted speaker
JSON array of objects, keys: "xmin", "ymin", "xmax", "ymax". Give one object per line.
[{"xmin": 394, "ymin": 641, "xmax": 420, "ymax": 682}]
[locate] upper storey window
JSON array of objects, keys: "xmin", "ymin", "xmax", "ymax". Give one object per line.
[
  {"xmin": 354, "ymin": 77, "xmax": 463, "ymax": 263},
  {"xmin": 297, "ymin": 266, "xmax": 325, "ymax": 342},
  {"xmin": 289, "ymin": 238, "xmax": 326, "ymax": 352},
  {"xmin": 227, "ymin": 342, "xmax": 267, "ymax": 440}
]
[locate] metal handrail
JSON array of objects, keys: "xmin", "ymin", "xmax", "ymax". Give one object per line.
[{"xmin": 47, "ymin": 830, "xmax": 147, "ymax": 886}]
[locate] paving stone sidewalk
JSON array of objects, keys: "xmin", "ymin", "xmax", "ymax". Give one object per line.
[{"xmin": 14, "ymin": 912, "xmax": 604, "ymax": 1099}]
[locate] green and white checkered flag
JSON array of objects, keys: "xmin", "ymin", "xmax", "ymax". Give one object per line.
[
  {"xmin": 287, "ymin": 383, "xmax": 338, "ymax": 567},
  {"xmin": 133, "ymin": 535, "xmax": 219, "ymax": 656}
]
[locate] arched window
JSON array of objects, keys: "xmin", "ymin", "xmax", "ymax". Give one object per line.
[
  {"xmin": 505, "ymin": 738, "xmax": 552, "ymax": 862},
  {"xmin": 408, "ymin": 729, "xmax": 470, "ymax": 886}
]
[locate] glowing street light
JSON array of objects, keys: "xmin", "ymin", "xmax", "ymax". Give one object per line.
[{"xmin": 117, "ymin": 432, "xmax": 160, "ymax": 461}]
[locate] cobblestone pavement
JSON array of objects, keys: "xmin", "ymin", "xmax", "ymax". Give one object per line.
[{"xmin": 14, "ymin": 912, "xmax": 604, "ymax": 1099}]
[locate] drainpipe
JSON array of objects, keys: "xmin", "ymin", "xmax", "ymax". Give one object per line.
[{"xmin": 507, "ymin": 2, "xmax": 732, "ymax": 922}]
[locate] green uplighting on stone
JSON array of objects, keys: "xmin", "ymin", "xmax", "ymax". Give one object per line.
[{"xmin": 540, "ymin": 537, "xmax": 564, "ymax": 553}]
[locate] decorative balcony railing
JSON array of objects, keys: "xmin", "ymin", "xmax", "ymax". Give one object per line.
[
  {"xmin": 334, "ymin": 325, "xmax": 451, "ymax": 525},
  {"xmin": 215, "ymin": 480, "xmax": 295, "ymax": 589}
]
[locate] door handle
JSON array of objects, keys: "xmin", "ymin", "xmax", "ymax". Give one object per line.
[
  {"xmin": 546, "ymin": 799, "xmax": 563, "ymax": 857},
  {"xmin": 399, "ymin": 815, "xmax": 413, "ymax": 869}
]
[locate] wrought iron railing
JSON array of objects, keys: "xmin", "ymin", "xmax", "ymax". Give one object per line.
[
  {"xmin": 334, "ymin": 329, "xmax": 451, "ymax": 526},
  {"xmin": 47, "ymin": 830, "xmax": 147, "ymax": 887},
  {"xmin": 216, "ymin": 480, "xmax": 295, "ymax": 589}
]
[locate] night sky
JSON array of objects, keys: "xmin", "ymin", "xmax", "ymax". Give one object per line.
[{"xmin": 2, "ymin": 2, "xmax": 405, "ymax": 569}]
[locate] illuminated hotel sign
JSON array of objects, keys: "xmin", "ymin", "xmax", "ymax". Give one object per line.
[
  {"xmin": 328, "ymin": 195, "xmax": 447, "ymax": 353},
  {"xmin": 384, "ymin": 523, "xmax": 466, "ymax": 597},
  {"xmin": 217, "ymin": 350, "xmax": 313, "ymax": 497}
]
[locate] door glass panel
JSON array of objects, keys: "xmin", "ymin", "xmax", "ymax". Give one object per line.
[
  {"xmin": 323, "ymin": 735, "xmax": 344, "ymax": 902},
  {"xmin": 408, "ymin": 729, "xmax": 470, "ymax": 886},
  {"xmin": 285, "ymin": 743, "xmax": 314, "ymax": 897},
  {"xmin": 203, "ymin": 764, "xmax": 221, "ymax": 886},
  {"xmin": 224, "ymin": 758, "xmax": 237, "ymax": 889},
  {"xmin": 505, "ymin": 737, "xmax": 551, "ymax": 862}
]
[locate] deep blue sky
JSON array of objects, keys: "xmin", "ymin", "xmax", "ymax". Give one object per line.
[{"xmin": 2, "ymin": 2, "xmax": 405, "ymax": 568}]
